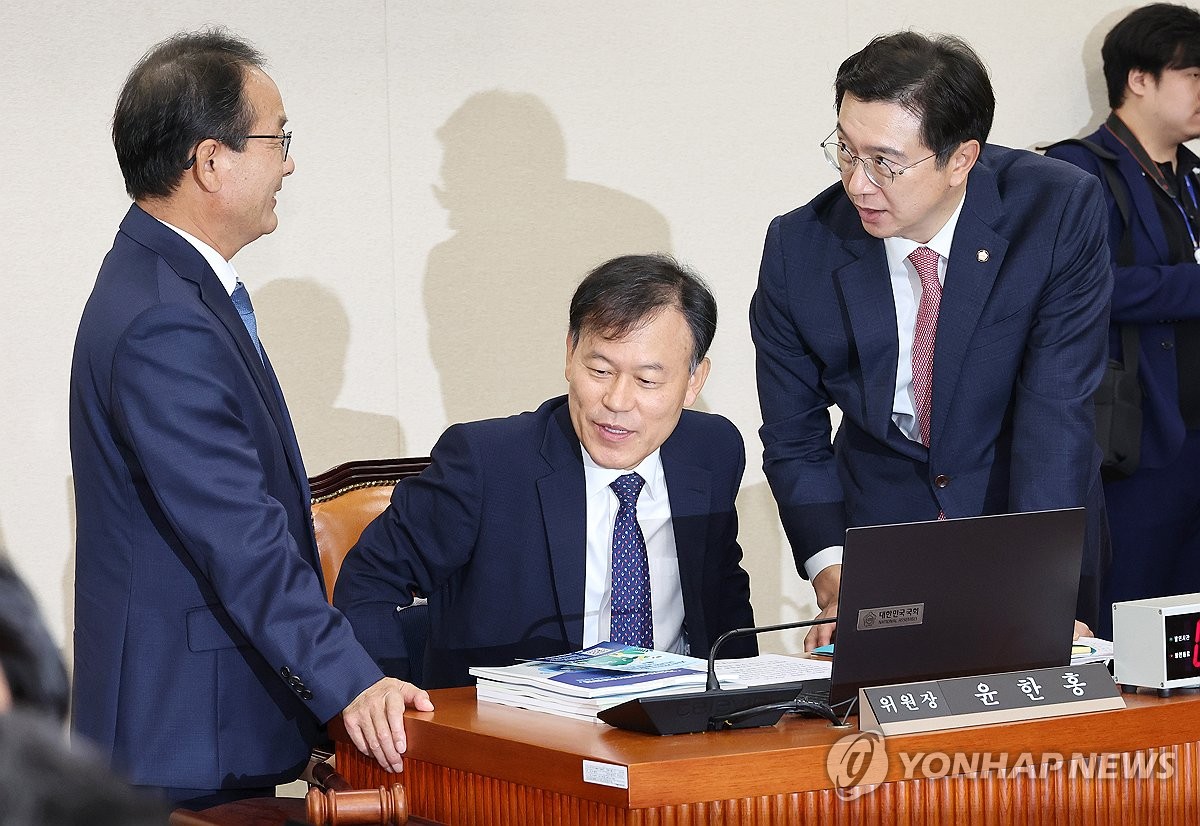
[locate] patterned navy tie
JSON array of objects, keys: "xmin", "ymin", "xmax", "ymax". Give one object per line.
[
  {"xmin": 609, "ymin": 472, "xmax": 653, "ymax": 648},
  {"xmin": 230, "ymin": 281, "xmax": 264, "ymax": 363}
]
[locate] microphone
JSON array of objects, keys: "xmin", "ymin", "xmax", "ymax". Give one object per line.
[
  {"xmin": 597, "ymin": 617, "xmax": 838, "ymax": 735},
  {"xmin": 704, "ymin": 618, "xmax": 835, "ymax": 690}
]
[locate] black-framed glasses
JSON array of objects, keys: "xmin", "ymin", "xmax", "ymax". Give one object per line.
[
  {"xmin": 820, "ymin": 129, "xmax": 937, "ymax": 188},
  {"xmin": 183, "ymin": 131, "xmax": 292, "ymax": 169},
  {"xmin": 245, "ymin": 131, "xmax": 292, "ymax": 161}
]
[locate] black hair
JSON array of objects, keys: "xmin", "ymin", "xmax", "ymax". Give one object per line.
[
  {"xmin": 0, "ymin": 710, "xmax": 169, "ymax": 825},
  {"xmin": 0, "ymin": 557, "xmax": 68, "ymax": 720},
  {"xmin": 568, "ymin": 254, "xmax": 717, "ymax": 373},
  {"xmin": 835, "ymin": 31, "xmax": 995, "ymax": 166},
  {"xmin": 1103, "ymin": 3, "xmax": 1200, "ymax": 109},
  {"xmin": 112, "ymin": 28, "xmax": 265, "ymax": 200}
]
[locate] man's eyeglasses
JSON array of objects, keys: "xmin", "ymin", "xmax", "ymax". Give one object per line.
[
  {"xmin": 820, "ymin": 129, "xmax": 937, "ymax": 188},
  {"xmin": 183, "ymin": 131, "xmax": 292, "ymax": 170},
  {"xmin": 246, "ymin": 131, "xmax": 292, "ymax": 162}
]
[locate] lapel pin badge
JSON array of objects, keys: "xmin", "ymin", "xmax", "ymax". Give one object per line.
[{"xmin": 976, "ymin": 249, "xmax": 990, "ymax": 262}]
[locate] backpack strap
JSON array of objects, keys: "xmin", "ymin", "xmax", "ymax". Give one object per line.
[{"xmin": 1041, "ymin": 138, "xmax": 1134, "ymax": 266}]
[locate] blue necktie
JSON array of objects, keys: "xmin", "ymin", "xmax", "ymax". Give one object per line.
[
  {"xmin": 230, "ymin": 282, "xmax": 264, "ymax": 362},
  {"xmin": 609, "ymin": 473, "xmax": 653, "ymax": 648}
]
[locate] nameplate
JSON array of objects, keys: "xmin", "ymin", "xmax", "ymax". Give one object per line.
[{"xmin": 859, "ymin": 662, "xmax": 1124, "ymax": 735}]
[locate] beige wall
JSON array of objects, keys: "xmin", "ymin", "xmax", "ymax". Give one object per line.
[{"xmin": 0, "ymin": 1, "xmax": 1163, "ymax": 660}]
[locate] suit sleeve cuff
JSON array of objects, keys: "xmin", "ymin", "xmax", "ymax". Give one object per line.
[{"xmin": 804, "ymin": 546, "xmax": 843, "ymax": 581}]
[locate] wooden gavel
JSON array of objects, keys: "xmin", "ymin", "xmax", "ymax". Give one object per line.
[{"xmin": 305, "ymin": 761, "xmax": 408, "ymax": 825}]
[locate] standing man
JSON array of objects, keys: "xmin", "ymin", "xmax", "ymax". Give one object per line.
[
  {"xmin": 1046, "ymin": 4, "xmax": 1200, "ymax": 636},
  {"xmin": 751, "ymin": 32, "xmax": 1112, "ymax": 646},
  {"xmin": 335, "ymin": 255, "xmax": 757, "ymax": 689},
  {"xmin": 70, "ymin": 30, "xmax": 430, "ymax": 809}
]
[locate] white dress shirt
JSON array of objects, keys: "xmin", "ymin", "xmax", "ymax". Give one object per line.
[
  {"xmin": 581, "ymin": 447, "xmax": 687, "ymax": 654},
  {"xmin": 157, "ymin": 219, "xmax": 242, "ymax": 297},
  {"xmin": 804, "ymin": 193, "xmax": 966, "ymax": 581}
]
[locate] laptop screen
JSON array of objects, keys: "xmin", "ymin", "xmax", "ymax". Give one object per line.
[{"xmin": 827, "ymin": 508, "xmax": 1085, "ymax": 706}]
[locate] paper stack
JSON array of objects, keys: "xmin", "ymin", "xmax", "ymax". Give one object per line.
[{"xmin": 470, "ymin": 642, "xmax": 731, "ymax": 723}]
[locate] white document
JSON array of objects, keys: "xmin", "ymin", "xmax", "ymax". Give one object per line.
[{"xmin": 713, "ymin": 653, "xmax": 831, "ymax": 686}]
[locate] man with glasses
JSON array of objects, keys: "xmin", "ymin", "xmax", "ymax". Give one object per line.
[
  {"xmin": 750, "ymin": 32, "xmax": 1112, "ymax": 648},
  {"xmin": 69, "ymin": 29, "xmax": 430, "ymax": 809}
]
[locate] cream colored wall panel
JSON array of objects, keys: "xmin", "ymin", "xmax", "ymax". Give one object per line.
[{"xmin": 6, "ymin": 0, "xmax": 1196, "ymax": 659}]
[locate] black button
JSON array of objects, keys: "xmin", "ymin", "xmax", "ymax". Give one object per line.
[
  {"xmin": 280, "ymin": 666, "xmax": 292, "ymax": 678},
  {"xmin": 934, "ymin": 475, "xmax": 950, "ymax": 488},
  {"xmin": 290, "ymin": 676, "xmax": 303, "ymax": 688},
  {"xmin": 1162, "ymin": 341, "xmax": 1174, "ymax": 350},
  {"xmin": 301, "ymin": 690, "xmax": 314, "ymax": 701}
]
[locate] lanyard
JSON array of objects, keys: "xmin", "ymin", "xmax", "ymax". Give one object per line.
[
  {"xmin": 1177, "ymin": 171, "xmax": 1200, "ymax": 263},
  {"xmin": 1105, "ymin": 114, "xmax": 1200, "ymax": 263}
]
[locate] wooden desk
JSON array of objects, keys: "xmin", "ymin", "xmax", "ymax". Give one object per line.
[{"xmin": 334, "ymin": 687, "xmax": 1200, "ymax": 824}]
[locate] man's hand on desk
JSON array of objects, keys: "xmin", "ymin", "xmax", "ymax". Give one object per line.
[
  {"xmin": 342, "ymin": 677, "xmax": 434, "ymax": 773},
  {"xmin": 1073, "ymin": 620, "xmax": 1092, "ymax": 640},
  {"xmin": 804, "ymin": 564, "xmax": 841, "ymax": 651}
]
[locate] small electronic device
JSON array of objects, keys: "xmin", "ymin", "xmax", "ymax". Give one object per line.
[{"xmin": 1113, "ymin": 593, "xmax": 1200, "ymax": 695}]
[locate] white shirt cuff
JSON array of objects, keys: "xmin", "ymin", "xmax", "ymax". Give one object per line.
[{"xmin": 804, "ymin": 545, "xmax": 843, "ymax": 581}]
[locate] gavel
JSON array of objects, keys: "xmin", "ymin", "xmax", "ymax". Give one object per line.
[{"xmin": 305, "ymin": 761, "xmax": 408, "ymax": 825}]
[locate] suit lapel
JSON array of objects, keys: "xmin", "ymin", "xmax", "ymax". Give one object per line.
[
  {"xmin": 120, "ymin": 206, "xmax": 315, "ymax": 555},
  {"xmin": 536, "ymin": 404, "xmax": 587, "ymax": 647},
  {"xmin": 659, "ymin": 436, "xmax": 710, "ymax": 645},
  {"xmin": 833, "ymin": 233, "xmax": 901, "ymax": 439},
  {"xmin": 188, "ymin": 245, "xmax": 314, "ymax": 517},
  {"xmin": 930, "ymin": 169, "xmax": 1008, "ymax": 447},
  {"xmin": 1098, "ymin": 128, "xmax": 1171, "ymax": 263}
]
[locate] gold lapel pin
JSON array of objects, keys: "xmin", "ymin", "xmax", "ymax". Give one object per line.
[{"xmin": 977, "ymin": 249, "xmax": 990, "ymax": 262}]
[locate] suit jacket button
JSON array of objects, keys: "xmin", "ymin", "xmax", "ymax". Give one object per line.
[
  {"xmin": 280, "ymin": 666, "xmax": 292, "ymax": 678},
  {"xmin": 934, "ymin": 475, "xmax": 950, "ymax": 488},
  {"xmin": 1162, "ymin": 341, "xmax": 1174, "ymax": 350},
  {"xmin": 301, "ymin": 690, "xmax": 314, "ymax": 701}
]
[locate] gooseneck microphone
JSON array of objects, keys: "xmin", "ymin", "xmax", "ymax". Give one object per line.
[
  {"xmin": 705, "ymin": 618, "xmax": 837, "ymax": 690},
  {"xmin": 597, "ymin": 616, "xmax": 840, "ymax": 735}
]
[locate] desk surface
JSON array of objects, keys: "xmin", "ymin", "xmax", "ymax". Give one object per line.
[{"xmin": 337, "ymin": 686, "xmax": 1200, "ymax": 811}]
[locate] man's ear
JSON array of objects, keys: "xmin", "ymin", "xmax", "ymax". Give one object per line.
[
  {"xmin": 947, "ymin": 139, "xmax": 980, "ymax": 188},
  {"xmin": 683, "ymin": 357, "xmax": 711, "ymax": 407},
  {"xmin": 189, "ymin": 139, "xmax": 223, "ymax": 193},
  {"xmin": 1127, "ymin": 67, "xmax": 1152, "ymax": 100}
]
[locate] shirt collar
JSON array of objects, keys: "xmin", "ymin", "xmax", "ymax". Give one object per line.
[
  {"xmin": 582, "ymin": 446, "xmax": 666, "ymax": 503},
  {"xmin": 156, "ymin": 218, "xmax": 242, "ymax": 297},
  {"xmin": 883, "ymin": 191, "xmax": 966, "ymax": 265}
]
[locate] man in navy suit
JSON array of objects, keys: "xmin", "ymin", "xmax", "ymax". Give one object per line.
[
  {"xmin": 1047, "ymin": 4, "xmax": 1200, "ymax": 636},
  {"xmin": 70, "ymin": 30, "xmax": 430, "ymax": 809},
  {"xmin": 751, "ymin": 32, "xmax": 1113, "ymax": 647},
  {"xmin": 334, "ymin": 254, "xmax": 757, "ymax": 689}
]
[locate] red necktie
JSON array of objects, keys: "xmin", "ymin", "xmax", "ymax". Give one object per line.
[{"xmin": 908, "ymin": 246, "xmax": 942, "ymax": 449}]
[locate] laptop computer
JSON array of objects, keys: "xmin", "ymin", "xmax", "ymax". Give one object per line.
[
  {"xmin": 597, "ymin": 508, "xmax": 1085, "ymax": 733},
  {"xmin": 822, "ymin": 507, "xmax": 1085, "ymax": 706}
]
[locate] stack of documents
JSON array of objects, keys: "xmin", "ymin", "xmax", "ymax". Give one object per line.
[
  {"xmin": 471, "ymin": 643, "xmax": 723, "ymax": 722},
  {"xmin": 471, "ymin": 642, "xmax": 830, "ymax": 722}
]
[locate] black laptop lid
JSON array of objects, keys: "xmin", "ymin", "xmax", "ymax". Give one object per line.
[{"xmin": 828, "ymin": 508, "xmax": 1085, "ymax": 706}]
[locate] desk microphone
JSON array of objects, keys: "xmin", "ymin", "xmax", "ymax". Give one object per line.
[{"xmin": 598, "ymin": 617, "xmax": 838, "ymax": 735}]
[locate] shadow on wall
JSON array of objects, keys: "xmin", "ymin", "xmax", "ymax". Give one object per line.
[
  {"xmin": 1039, "ymin": 7, "xmax": 1128, "ymax": 144},
  {"xmin": 425, "ymin": 90, "xmax": 673, "ymax": 425},
  {"xmin": 254, "ymin": 278, "xmax": 405, "ymax": 473}
]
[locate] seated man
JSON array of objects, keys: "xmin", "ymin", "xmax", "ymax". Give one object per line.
[{"xmin": 335, "ymin": 254, "xmax": 757, "ymax": 688}]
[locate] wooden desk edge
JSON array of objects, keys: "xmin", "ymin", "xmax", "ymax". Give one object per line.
[{"xmin": 331, "ymin": 686, "xmax": 1200, "ymax": 810}]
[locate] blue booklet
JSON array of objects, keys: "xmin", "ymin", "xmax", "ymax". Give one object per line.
[{"xmin": 521, "ymin": 641, "xmax": 708, "ymax": 674}]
